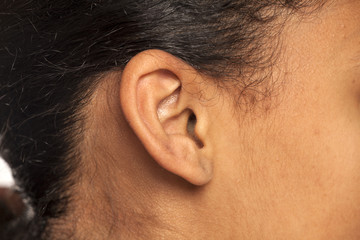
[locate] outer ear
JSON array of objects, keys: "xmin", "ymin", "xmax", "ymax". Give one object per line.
[{"xmin": 120, "ymin": 50, "xmax": 213, "ymax": 186}]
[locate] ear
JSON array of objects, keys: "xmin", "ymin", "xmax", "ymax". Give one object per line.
[{"xmin": 120, "ymin": 50, "xmax": 213, "ymax": 186}]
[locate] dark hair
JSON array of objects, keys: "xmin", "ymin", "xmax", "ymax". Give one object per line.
[{"xmin": 0, "ymin": 1, "xmax": 321, "ymax": 239}]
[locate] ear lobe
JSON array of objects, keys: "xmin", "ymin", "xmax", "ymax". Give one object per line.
[{"xmin": 120, "ymin": 50, "xmax": 213, "ymax": 186}]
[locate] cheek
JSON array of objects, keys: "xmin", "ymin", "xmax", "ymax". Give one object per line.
[
  {"xmin": 269, "ymin": 110, "xmax": 360, "ymax": 238},
  {"xmin": 252, "ymin": 64, "xmax": 360, "ymax": 237},
  {"xmin": 226, "ymin": 56, "xmax": 360, "ymax": 238},
  {"xmin": 211, "ymin": 79, "xmax": 360, "ymax": 238}
]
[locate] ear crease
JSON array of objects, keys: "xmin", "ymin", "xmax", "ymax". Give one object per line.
[{"xmin": 187, "ymin": 112, "xmax": 204, "ymax": 148}]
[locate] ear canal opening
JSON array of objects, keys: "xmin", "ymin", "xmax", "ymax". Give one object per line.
[{"xmin": 187, "ymin": 113, "xmax": 204, "ymax": 148}]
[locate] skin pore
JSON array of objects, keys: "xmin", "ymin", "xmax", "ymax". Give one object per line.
[{"xmin": 62, "ymin": 0, "xmax": 360, "ymax": 239}]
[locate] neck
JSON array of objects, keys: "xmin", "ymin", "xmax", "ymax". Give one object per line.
[{"xmin": 57, "ymin": 174, "xmax": 236, "ymax": 240}]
